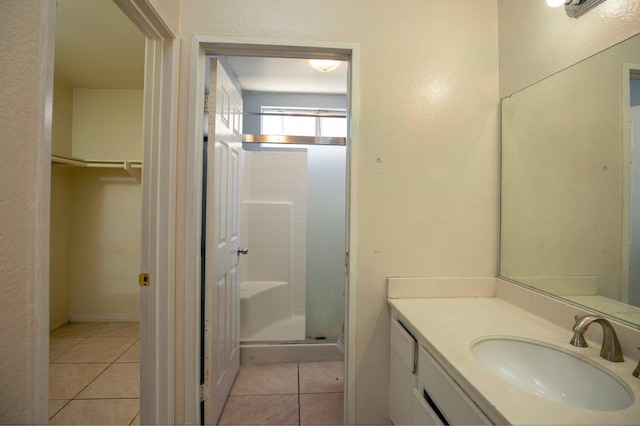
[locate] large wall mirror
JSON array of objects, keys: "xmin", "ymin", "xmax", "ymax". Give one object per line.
[{"xmin": 500, "ymin": 32, "xmax": 640, "ymax": 328}]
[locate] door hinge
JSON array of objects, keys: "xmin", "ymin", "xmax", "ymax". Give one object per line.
[
  {"xmin": 139, "ymin": 273, "xmax": 150, "ymax": 287},
  {"xmin": 200, "ymin": 383, "xmax": 210, "ymax": 402}
]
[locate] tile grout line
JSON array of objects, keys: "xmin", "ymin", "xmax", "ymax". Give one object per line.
[
  {"xmin": 297, "ymin": 362, "xmax": 301, "ymax": 426},
  {"xmin": 49, "ymin": 323, "xmax": 141, "ymax": 424}
]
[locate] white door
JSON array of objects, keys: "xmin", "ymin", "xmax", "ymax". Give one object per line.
[
  {"xmin": 629, "ymin": 105, "xmax": 640, "ymax": 306},
  {"xmin": 203, "ymin": 58, "xmax": 243, "ymax": 424}
]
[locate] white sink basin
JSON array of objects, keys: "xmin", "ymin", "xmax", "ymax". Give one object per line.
[{"xmin": 471, "ymin": 337, "xmax": 633, "ymax": 411}]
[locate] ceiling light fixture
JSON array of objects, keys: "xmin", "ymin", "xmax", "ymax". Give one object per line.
[
  {"xmin": 546, "ymin": 0, "xmax": 607, "ymax": 18},
  {"xmin": 309, "ymin": 59, "xmax": 341, "ymax": 73}
]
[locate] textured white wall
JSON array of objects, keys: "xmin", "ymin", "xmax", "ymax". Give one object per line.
[
  {"xmin": 72, "ymin": 89, "xmax": 143, "ymax": 161},
  {"xmin": 175, "ymin": 1, "xmax": 499, "ymax": 422},
  {"xmin": 68, "ymin": 89, "xmax": 143, "ymax": 321},
  {"xmin": 0, "ymin": 0, "xmax": 54, "ymax": 423},
  {"xmin": 498, "ymin": 0, "xmax": 640, "ymax": 97}
]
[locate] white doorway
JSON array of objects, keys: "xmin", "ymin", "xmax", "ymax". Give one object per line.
[
  {"xmin": 49, "ymin": 1, "xmax": 146, "ymax": 423},
  {"xmin": 186, "ymin": 40, "xmax": 358, "ymax": 425},
  {"xmin": 46, "ymin": 0, "xmax": 177, "ymax": 424}
]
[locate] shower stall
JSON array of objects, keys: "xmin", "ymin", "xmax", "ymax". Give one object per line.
[{"xmin": 239, "ymin": 142, "xmax": 346, "ymax": 343}]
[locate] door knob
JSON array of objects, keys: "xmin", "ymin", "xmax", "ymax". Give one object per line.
[{"xmin": 237, "ymin": 248, "xmax": 249, "ymax": 256}]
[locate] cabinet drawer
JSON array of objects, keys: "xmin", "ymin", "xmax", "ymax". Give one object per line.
[
  {"xmin": 418, "ymin": 346, "xmax": 491, "ymax": 425},
  {"xmin": 390, "ymin": 318, "xmax": 417, "ymax": 372},
  {"xmin": 412, "ymin": 388, "xmax": 444, "ymax": 426}
]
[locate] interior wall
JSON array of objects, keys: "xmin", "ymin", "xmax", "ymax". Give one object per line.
[
  {"xmin": 497, "ymin": 0, "xmax": 640, "ymax": 97},
  {"xmin": 65, "ymin": 89, "xmax": 143, "ymax": 322},
  {"xmin": 69, "ymin": 169, "xmax": 142, "ymax": 321},
  {"xmin": 72, "ymin": 89, "xmax": 143, "ymax": 160},
  {"xmin": 175, "ymin": 1, "xmax": 499, "ymax": 423},
  {"xmin": 0, "ymin": 1, "xmax": 55, "ymax": 423}
]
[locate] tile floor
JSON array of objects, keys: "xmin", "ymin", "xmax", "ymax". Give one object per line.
[
  {"xmin": 49, "ymin": 322, "xmax": 140, "ymax": 425},
  {"xmin": 219, "ymin": 361, "xmax": 344, "ymax": 425},
  {"xmin": 49, "ymin": 322, "xmax": 342, "ymax": 425}
]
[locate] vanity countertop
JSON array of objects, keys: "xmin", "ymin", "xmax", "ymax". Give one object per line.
[{"xmin": 388, "ymin": 296, "xmax": 640, "ymax": 424}]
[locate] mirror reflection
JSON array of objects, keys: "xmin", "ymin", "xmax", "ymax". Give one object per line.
[{"xmin": 500, "ymin": 33, "xmax": 640, "ymax": 328}]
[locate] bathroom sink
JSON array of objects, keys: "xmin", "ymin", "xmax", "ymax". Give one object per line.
[{"xmin": 471, "ymin": 337, "xmax": 633, "ymax": 411}]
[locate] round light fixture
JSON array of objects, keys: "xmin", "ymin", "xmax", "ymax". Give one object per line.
[
  {"xmin": 546, "ymin": 0, "xmax": 582, "ymax": 7},
  {"xmin": 309, "ymin": 59, "xmax": 341, "ymax": 73}
]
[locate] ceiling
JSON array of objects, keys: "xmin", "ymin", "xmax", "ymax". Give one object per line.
[
  {"xmin": 55, "ymin": 0, "xmax": 145, "ymax": 89},
  {"xmin": 55, "ymin": 0, "xmax": 347, "ymax": 94},
  {"xmin": 225, "ymin": 56, "xmax": 348, "ymax": 94}
]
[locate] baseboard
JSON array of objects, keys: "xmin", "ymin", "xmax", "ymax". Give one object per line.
[
  {"xmin": 69, "ymin": 313, "xmax": 140, "ymax": 323},
  {"xmin": 50, "ymin": 318, "xmax": 70, "ymax": 332},
  {"xmin": 240, "ymin": 342, "xmax": 343, "ymax": 364}
]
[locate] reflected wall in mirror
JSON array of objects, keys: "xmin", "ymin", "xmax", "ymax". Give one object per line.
[{"xmin": 500, "ymin": 33, "xmax": 640, "ymax": 328}]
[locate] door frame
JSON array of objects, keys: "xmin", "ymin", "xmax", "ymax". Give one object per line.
[
  {"xmin": 98, "ymin": 1, "xmax": 178, "ymax": 424},
  {"xmin": 184, "ymin": 36, "xmax": 360, "ymax": 424}
]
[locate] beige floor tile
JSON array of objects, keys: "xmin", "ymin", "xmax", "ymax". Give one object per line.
[
  {"xmin": 131, "ymin": 412, "xmax": 140, "ymax": 425},
  {"xmin": 219, "ymin": 394, "xmax": 299, "ymax": 425},
  {"xmin": 77, "ymin": 363, "xmax": 140, "ymax": 399},
  {"xmin": 50, "ymin": 398, "xmax": 139, "ymax": 425},
  {"xmin": 50, "ymin": 322, "xmax": 104, "ymax": 338},
  {"xmin": 49, "ymin": 399, "xmax": 69, "ymax": 419},
  {"xmin": 91, "ymin": 322, "xmax": 140, "ymax": 338},
  {"xmin": 49, "ymin": 363, "xmax": 109, "ymax": 399},
  {"xmin": 116, "ymin": 340, "xmax": 140, "ymax": 362},
  {"xmin": 230, "ymin": 362, "xmax": 298, "ymax": 396},
  {"xmin": 50, "ymin": 338, "xmax": 84, "ymax": 361},
  {"xmin": 299, "ymin": 361, "xmax": 343, "ymax": 393},
  {"xmin": 300, "ymin": 393, "xmax": 343, "ymax": 425},
  {"xmin": 53, "ymin": 337, "xmax": 137, "ymax": 363}
]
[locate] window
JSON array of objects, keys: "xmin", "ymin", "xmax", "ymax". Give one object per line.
[{"xmin": 261, "ymin": 107, "xmax": 347, "ymax": 137}]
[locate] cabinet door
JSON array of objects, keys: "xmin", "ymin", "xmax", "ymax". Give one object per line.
[
  {"xmin": 390, "ymin": 348, "xmax": 415, "ymax": 425},
  {"xmin": 389, "ymin": 318, "xmax": 418, "ymax": 425}
]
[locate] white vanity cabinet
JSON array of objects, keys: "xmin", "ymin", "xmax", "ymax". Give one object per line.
[
  {"xmin": 417, "ymin": 346, "xmax": 491, "ymax": 425},
  {"xmin": 390, "ymin": 315, "xmax": 492, "ymax": 425},
  {"xmin": 389, "ymin": 318, "xmax": 418, "ymax": 425}
]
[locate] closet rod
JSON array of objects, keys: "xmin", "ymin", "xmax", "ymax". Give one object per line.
[{"xmin": 52, "ymin": 154, "xmax": 142, "ymax": 169}]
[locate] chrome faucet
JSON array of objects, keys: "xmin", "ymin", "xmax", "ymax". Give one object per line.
[{"xmin": 570, "ymin": 315, "xmax": 624, "ymax": 362}]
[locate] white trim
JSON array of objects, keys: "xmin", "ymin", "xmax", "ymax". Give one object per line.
[
  {"xmin": 183, "ymin": 37, "xmax": 207, "ymax": 425},
  {"xmin": 37, "ymin": 1, "xmax": 56, "ymax": 422},
  {"xmin": 112, "ymin": 1, "xmax": 178, "ymax": 424},
  {"xmin": 113, "ymin": 0, "xmax": 174, "ymax": 40},
  {"xmin": 185, "ymin": 36, "xmax": 359, "ymax": 425},
  {"xmin": 345, "ymin": 44, "xmax": 360, "ymax": 426}
]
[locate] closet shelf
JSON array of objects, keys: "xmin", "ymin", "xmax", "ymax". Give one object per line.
[{"xmin": 51, "ymin": 154, "xmax": 142, "ymax": 180}]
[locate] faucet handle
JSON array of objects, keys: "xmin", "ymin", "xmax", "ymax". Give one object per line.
[
  {"xmin": 570, "ymin": 331, "xmax": 588, "ymax": 347},
  {"xmin": 633, "ymin": 348, "xmax": 640, "ymax": 379}
]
